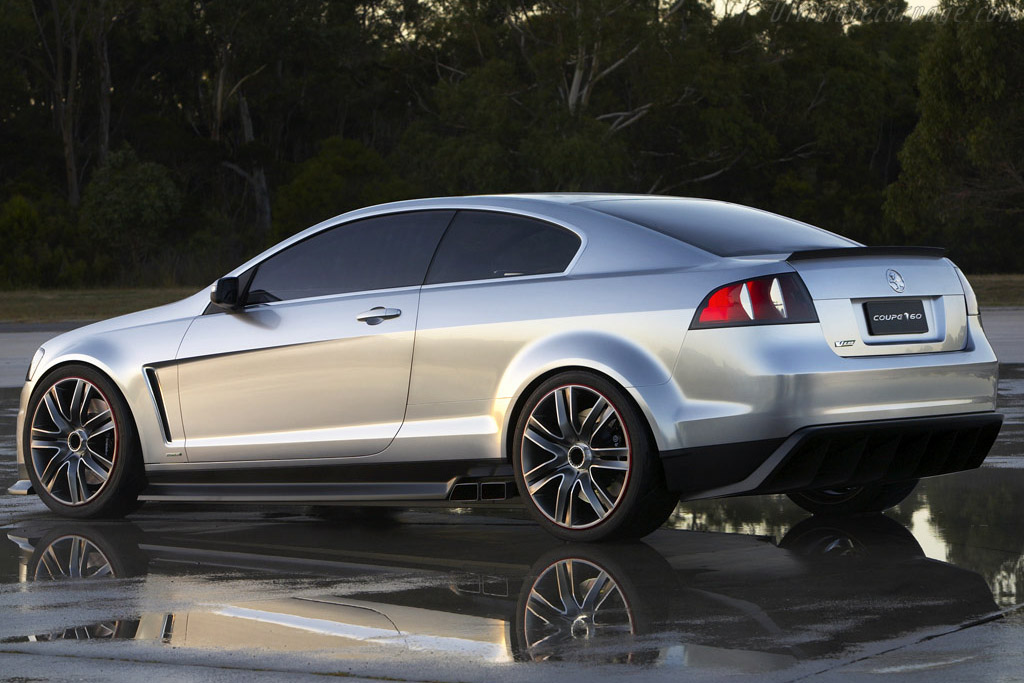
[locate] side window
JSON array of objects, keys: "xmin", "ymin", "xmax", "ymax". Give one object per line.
[
  {"xmin": 425, "ymin": 211, "xmax": 581, "ymax": 285},
  {"xmin": 246, "ymin": 210, "xmax": 454, "ymax": 303}
]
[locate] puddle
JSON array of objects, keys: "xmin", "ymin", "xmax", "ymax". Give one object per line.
[
  {"xmin": 1, "ymin": 369, "xmax": 1023, "ymax": 674},
  {"xmin": 0, "ymin": 510, "xmax": 1008, "ymax": 670}
]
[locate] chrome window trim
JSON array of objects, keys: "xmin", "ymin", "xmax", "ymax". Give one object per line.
[{"xmin": 238, "ymin": 283, "xmax": 424, "ymax": 311}]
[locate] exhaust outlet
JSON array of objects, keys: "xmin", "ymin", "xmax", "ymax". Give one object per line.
[
  {"xmin": 450, "ymin": 482, "xmax": 480, "ymax": 502},
  {"xmin": 480, "ymin": 481, "xmax": 511, "ymax": 500}
]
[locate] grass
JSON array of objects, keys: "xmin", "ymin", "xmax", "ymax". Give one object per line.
[
  {"xmin": 966, "ymin": 274, "xmax": 1024, "ymax": 308},
  {"xmin": 0, "ymin": 287, "xmax": 199, "ymax": 323},
  {"xmin": 0, "ymin": 274, "xmax": 1021, "ymax": 323}
]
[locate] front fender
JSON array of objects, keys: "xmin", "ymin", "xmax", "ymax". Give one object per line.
[{"xmin": 18, "ymin": 317, "xmax": 196, "ymax": 469}]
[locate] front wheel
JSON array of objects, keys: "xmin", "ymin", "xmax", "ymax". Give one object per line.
[
  {"xmin": 512, "ymin": 372, "xmax": 678, "ymax": 542},
  {"xmin": 787, "ymin": 480, "xmax": 919, "ymax": 517},
  {"xmin": 24, "ymin": 365, "xmax": 145, "ymax": 519}
]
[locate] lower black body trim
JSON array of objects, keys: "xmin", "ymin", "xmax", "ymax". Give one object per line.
[
  {"xmin": 140, "ymin": 459, "xmax": 515, "ymax": 504},
  {"xmin": 663, "ymin": 412, "xmax": 1003, "ymax": 500},
  {"xmin": 145, "ymin": 459, "xmax": 511, "ymax": 485},
  {"xmin": 140, "ymin": 481, "xmax": 451, "ymax": 503}
]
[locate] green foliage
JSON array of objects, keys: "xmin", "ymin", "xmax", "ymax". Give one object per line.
[
  {"xmin": 885, "ymin": 0, "xmax": 1024, "ymax": 271},
  {"xmin": 0, "ymin": 194, "xmax": 85, "ymax": 288},
  {"xmin": 273, "ymin": 138, "xmax": 415, "ymax": 242},
  {"xmin": 79, "ymin": 146, "xmax": 182, "ymax": 282},
  {"xmin": 0, "ymin": 195, "xmax": 44, "ymax": 286},
  {"xmin": 1, "ymin": 0, "xmax": 1022, "ymax": 285}
]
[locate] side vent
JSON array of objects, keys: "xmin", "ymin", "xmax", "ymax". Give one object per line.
[{"xmin": 145, "ymin": 367, "xmax": 173, "ymax": 443}]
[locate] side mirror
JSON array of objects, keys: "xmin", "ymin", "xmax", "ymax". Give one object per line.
[{"xmin": 210, "ymin": 276, "xmax": 240, "ymax": 310}]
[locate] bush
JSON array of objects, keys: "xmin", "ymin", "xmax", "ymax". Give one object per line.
[
  {"xmin": 79, "ymin": 146, "xmax": 182, "ymax": 283},
  {"xmin": 0, "ymin": 194, "xmax": 86, "ymax": 288},
  {"xmin": 272, "ymin": 137, "xmax": 415, "ymax": 242}
]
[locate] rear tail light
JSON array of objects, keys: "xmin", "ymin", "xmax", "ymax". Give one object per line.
[{"xmin": 691, "ymin": 272, "xmax": 817, "ymax": 329}]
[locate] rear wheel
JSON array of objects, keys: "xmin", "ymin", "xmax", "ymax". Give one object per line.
[
  {"xmin": 25, "ymin": 365, "xmax": 145, "ymax": 519},
  {"xmin": 512, "ymin": 372, "xmax": 678, "ymax": 542},
  {"xmin": 787, "ymin": 480, "xmax": 918, "ymax": 517}
]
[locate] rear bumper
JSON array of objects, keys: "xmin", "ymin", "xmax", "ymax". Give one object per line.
[
  {"xmin": 663, "ymin": 412, "xmax": 1003, "ymax": 499},
  {"xmin": 635, "ymin": 315, "xmax": 999, "ymax": 453}
]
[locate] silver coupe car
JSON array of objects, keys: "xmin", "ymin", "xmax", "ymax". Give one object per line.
[{"xmin": 8, "ymin": 194, "xmax": 1002, "ymax": 541}]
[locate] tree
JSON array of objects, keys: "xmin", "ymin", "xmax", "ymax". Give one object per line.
[
  {"xmin": 273, "ymin": 137, "xmax": 414, "ymax": 241},
  {"xmin": 79, "ymin": 145, "xmax": 181, "ymax": 281},
  {"xmin": 886, "ymin": 0, "xmax": 1024, "ymax": 271}
]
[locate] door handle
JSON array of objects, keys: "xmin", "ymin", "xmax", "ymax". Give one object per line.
[{"xmin": 356, "ymin": 307, "xmax": 402, "ymax": 325}]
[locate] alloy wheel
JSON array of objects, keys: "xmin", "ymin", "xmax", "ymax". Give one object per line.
[
  {"xmin": 29, "ymin": 378, "xmax": 119, "ymax": 506},
  {"xmin": 520, "ymin": 384, "xmax": 632, "ymax": 530}
]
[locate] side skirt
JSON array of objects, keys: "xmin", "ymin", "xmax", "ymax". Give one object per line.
[{"xmin": 139, "ymin": 459, "xmax": 517, "ymax": 504}]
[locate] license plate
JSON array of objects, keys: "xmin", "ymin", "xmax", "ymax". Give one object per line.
[{"xmin": 864, "ymin": 300, "xmax": 927, "ymax": 335}]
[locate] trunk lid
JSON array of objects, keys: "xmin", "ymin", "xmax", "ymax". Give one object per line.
[{"xmin": 786, "ymin": 248, "xmax": 968, "ymax": 357}]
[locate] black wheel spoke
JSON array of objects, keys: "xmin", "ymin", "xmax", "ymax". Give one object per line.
[
  {"xmin": 524, "ymin": 427, "xmax": 566, "ymax": 459},
  {"xmin": 83, "ymin": 409, "xmax": 112, "ymax": 435},
  {"xmin": 528, "ymin": 415, "xmax": 563, "ymax": 444},
  {"xmin": 579, "ymin": 399, "xmax": 609, "ymax": 440},
  {"xmin": 580, "ymin": 571, "xmax": 611, "ymax": 611},
  {"xmin": 553, "ymin": 388, "xmax": 577, "ymax": 440},
  {"xmin": 553, "ymin": 474, "xmax": 578, "ymax": 527},
  {"xmin": 524, "ymin": 459, "xmax": 563, "ymax": 494},
  {"xmin": 69, "ymin": 380, "xmax": 87, "ymax": 424},
  {"xmin": 37, "ymin": 451, "xmax": 67, "ymax": 491},
  {"xmin": 43, "ymin": 391, "xmax": 70, "ymax": 432}
]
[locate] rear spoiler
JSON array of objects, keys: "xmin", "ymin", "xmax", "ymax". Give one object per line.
[{"xmin": 787, "ymin": 246, "xmax": 947, "ymax": 262}]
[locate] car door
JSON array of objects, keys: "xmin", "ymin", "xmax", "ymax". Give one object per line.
[{"xmin": 175, "ymin": 210, "xmax": 454, "ymax": 463}]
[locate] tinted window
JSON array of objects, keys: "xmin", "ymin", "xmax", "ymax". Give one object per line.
[
  {"xmin": 425, "ymin": 211, "xmax": 581, "ymax": 285},
  {"xmin": 247, "ymin": 211, "xmax": 453, "ymax": 303},
  {"xmin": 581, "ymin": 199, "xmax": 855, "ymax": 257}
]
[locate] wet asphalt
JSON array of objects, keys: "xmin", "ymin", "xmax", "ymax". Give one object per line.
[{"xmin": 2, "ymin": 322, "xmax": 1024, "ymax": 681}]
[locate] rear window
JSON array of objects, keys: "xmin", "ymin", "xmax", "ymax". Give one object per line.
[
  {"xmin": 581, "ymin": 198, "xmax": 856, "ymax": 257},
  {"xmin": 425, "ymin": 210, "xmax": 580, "ymax": 284}
]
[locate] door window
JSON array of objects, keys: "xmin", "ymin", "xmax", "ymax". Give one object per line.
[{"xmin": 246, "ymin": 210, "xmax": 454, "ymax": 303}]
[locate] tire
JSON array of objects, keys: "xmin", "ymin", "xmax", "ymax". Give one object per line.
[
  {"xmin": 512, "ymin": 371, "xmax": 679, "ymax": 542},
  {"xmin": 24, "ymin": 364, "xmax": 145, "ymax": 519},
  {"xmin": 786, "ymin": 479, "xmax": 919, "ymax": 517}
]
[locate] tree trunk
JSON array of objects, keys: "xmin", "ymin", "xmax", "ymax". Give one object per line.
[
  {"xmin": 40, "ymin": 0, "xmax": 84, "ymax": 206},
  {"xmin": 93, "ymin": 1, "xmax": 112, "ymax": 163},
  {"xmin": 238, "ymin": 94, "xmax": 271, "ymax": 233},
  {"xmin": 212, "ymin": 45, "xmax": 229, "ymax": 141}
]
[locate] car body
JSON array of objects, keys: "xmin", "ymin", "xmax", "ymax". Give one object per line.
[{"xmin": 8, "ymin": 194, "xmax": 1002, "ymax": 540}]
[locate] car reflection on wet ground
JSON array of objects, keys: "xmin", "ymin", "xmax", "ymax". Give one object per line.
[{"xmin": 2, "ymin": 370, "xmax": 1024, "ymax": 681}]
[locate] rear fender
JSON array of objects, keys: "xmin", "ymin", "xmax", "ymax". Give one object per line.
[{"xmin": 497, "ymin": 332, "xmax": 675, "ymax": 457}]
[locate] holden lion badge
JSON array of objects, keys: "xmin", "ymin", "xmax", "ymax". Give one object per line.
[{"xmin": 886, "ymin": 269, "xmax": 905, "ymax": 293}]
